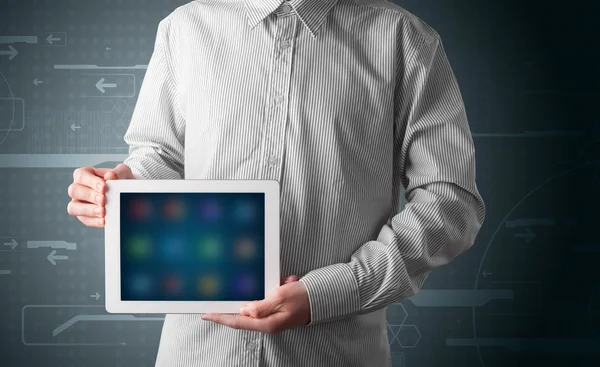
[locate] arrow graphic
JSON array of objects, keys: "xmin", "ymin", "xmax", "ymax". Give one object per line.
[
  {"xmin": 46, "ymin": 34, "xmax": 61, "ymax": 44},
  {"xmin": 3, "ymin": 239, "xmax": 18, "ymax": 249},
  {"xmin": 482, "ymin": 270, "xmax": 492, "ymax": 278},
  {"xmin": 514, "ymin": 227, "xmax": 535, "ymax": 242},
  {"xmin": 70, "ymin": 124, "xmax": 81, "ymax": 132},
  {"xmin": 95, "ymin": 78, "xmax": 117, "ymax": 93},
  {"xmin": 0, "ymin": 45, "xmax": 18, "ymax": 60},
  {"xmin": 47, "ymin": 250, "xmax": 68, "ymax": 265},
  {"xmin": 89, "ymin": 292, "xmax": 100, "ymax": 300},
  {"xmin": 33, "ymin": 78, "xmax": 43, "ymax": 86}
]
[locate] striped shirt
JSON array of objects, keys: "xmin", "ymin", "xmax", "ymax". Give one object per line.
[{"xmin": 122, "ymin": 0, "xmax": 486, "ymax": 365}]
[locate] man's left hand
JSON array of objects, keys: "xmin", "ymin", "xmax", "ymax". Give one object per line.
[{"xmin": 201, "ymin": 275, "xmax": 311, "ymax": 334}]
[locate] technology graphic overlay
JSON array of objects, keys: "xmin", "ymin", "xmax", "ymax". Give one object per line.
[{"xmin": 119, "ymin": 192, "xmax": 265, "ymax": 301}]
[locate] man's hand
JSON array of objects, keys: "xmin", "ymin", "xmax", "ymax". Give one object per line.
[
  {"xmin": 66, "ymin": 163, "xmax": 134, "ymax": 227},
  {"xmin": 201, "ymin": 275, "xmax": 311, "ymax": 334}
]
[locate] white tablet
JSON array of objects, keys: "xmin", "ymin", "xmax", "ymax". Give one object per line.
[{"xmin": 104, "ymin": 179, "xmax": 280, "ymax": 314}]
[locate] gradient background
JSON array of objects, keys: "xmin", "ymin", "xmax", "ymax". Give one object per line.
[{"xmin": 0, "ymin": 0, "xmax": 598, "ymax": 366}]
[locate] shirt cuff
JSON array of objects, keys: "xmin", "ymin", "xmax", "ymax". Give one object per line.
[{"xmin": 298, "ymin": 263, "xmax": 361, "ymax": 326}]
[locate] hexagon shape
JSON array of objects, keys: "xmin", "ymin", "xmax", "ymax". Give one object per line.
[
  {"xmin": 115, "ymin": 100, "xmax": 128, "ymax": 114},
  {"xmin": 101, "ymin": 100, "xmax": 114, "ymax": 113},
  {"xmin": 386, "ymin": 302, "xmax": 408, "ymax": 326},
  {"xmin": 397, "ymin": 324, "xmax": 421, "ymax": 348}
]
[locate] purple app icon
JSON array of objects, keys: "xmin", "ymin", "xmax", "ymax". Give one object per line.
[
  {"xmin": 234, "ymin": 273, "xmax": 257, "ymax": 296},
  {"xmin": 199, "ymin": 198, "xmax": 222, "ymax": 221}
]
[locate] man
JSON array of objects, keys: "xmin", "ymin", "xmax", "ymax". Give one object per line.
[{"xmin": 66, "ymin": 0, "xmax": 486, "ymax": 365}]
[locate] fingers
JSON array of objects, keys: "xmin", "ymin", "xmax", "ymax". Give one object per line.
[
  {"xmin": 104, "ymin": 163, "xmax": 133, "ymax": 181},
  {"xmin": 201, "ymin": 313, "xmax": 282, "ymax": 334},
  {"xmin": 241, "ymin": 296, "xmax": 281, "ymax": 319},
  {"xmin": 284, "ymin": 275, "xmax": 299, "ymax": 284},
  {"xmin": 76, "ymin": 215, "xmax": 105, "ymax": 228},
  {"xmin": 67, "ymin": 200, "xmax": 105, "ymax": 217},
  {"xmin": 72, "ymin": 166, "xmax": 110, "ymax": 194},
  {"xmin": 68, "ymin": 183, "xmax": 104, "ymax": 205},
  {"xmin": 280, "ymin": 275, "xmax": 299, "ymax": 285}
]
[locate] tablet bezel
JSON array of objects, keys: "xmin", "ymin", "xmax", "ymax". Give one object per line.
[{"xmin": 104, "ymin": 179, "xmax": 280, "ymax": 314}]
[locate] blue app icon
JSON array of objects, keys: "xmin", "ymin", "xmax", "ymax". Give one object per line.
[{"xmin": 160, "ymin": 236, "xmax": 187, "ymax": 261}]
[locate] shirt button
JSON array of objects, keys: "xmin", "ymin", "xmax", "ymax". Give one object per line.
[
  {"xmin": 280, "ymin": 3, "xmax": 292, "ymax": 13},
  {"xmin": 267, "ymin": 156, "xmax": 279, "ymax": 166},
  {"xmin": 274, "ymin": 95, "xmax": 284, "ymax": 105},
  {"xmin": 246, "ymin": 340, "xmax": 258, "ymax": 351},
  {"xmin": 280, "ymin": 40, "xmax": 290, "ymax": 49}
]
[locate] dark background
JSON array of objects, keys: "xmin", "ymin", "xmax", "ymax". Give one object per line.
[{"xmin": 0, "ymin": 0, "xmax": 598, "ymax": 366}]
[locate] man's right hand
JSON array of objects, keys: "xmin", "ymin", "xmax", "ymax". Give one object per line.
[{"xmin": 67, "ymin": 163, "xmax": 135, "ymax": 227}]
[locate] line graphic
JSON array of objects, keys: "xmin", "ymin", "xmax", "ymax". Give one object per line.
[
  {"xmin": 27, "ymin": 241, "xmax": 76, "ymax": 251},
  {"xmin": 53, "ymin": 315, "xmax": 165, "ymax": 337},
  {"xmin": 472, "ymin": 130, "xmax": 584, "ymax": 138},
  {"xmin": 446, "ymin": 338, "xmax": 600, "ymax": 353},
  {"xmin": 54, "ymin": 64, "xmax": 148, "ymax": 70},
  {"xmin": 407, "ymin": 289, "xmax": 513, "ymax": 307},
  {"xmin": 0, "ymin": 36, "xmax": 38, "ymax": 44},
  {"xmin": 0, "ymin": 154, "xmax": 129, "ymax": 168}
]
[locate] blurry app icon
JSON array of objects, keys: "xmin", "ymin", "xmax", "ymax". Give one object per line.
[
  {"xmin": 128, "ymin": 235, "xmax": 152, "ymax": 259},
  {"xmin": 163, "ymin": 274, "xmax": 183, "ymax": 295},
  {"xmin": 197, "ymin": 274, "xmax": 221, "ymax": 296},
  {"xmin": 197, "ymin": 235, "xmax": 222, "ymax": 260},
  {"xmin": 130, "ymin": 273, "xmax": 152, "ymax": 295},
  {"xmin": 234, "ymin": 273, "xmax": 257, "ymax": 296},
  {"xmin": 129, "ymin": 198, "xmax": 151, "ymax": 220},
  {"xmin": 161, "ymin": 236, "xmax": 187, "ymax": 261},
  {"xmin": 234, "ymin": 236, "xmax": 257, "ymax": 261},
  {"xmin": 163, "ymin": 198, "xmax": 185, "ymax": 220},
  {"xmin": 233, "ymin": 199, "xmax": 257, "ymax": 223},
  {"xmin": 199, "ymin": 198, "xmax": 222, "ymax": 221}
]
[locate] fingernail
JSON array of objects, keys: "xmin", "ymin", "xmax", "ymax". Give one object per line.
[
  {"xmin": 95, "ymin": 195, "xmax": 102, "ymax": 204},
  {"xmin": 97, "ymin": 183, "xmax": 104, "ymax": 192},
  {"xmin": 93, "ymin": 207, "xmax": 102, "ymax": 215}
]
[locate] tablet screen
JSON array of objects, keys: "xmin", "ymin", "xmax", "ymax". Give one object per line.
[{"xmin": 119, "ymin": 192, "xmax": 265, "ymax": 301}]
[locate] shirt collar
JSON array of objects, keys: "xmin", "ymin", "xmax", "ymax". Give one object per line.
[{"xmin": 243, "ymin": 0, "xmax": 339, "ymax": 38}]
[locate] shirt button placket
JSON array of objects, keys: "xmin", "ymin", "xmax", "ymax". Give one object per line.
[{"xmin": 261, "ymin": 11, "xmax": 297, "ymax": 181}]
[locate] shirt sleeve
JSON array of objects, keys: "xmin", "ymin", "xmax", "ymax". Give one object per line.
[
  {"xmin": 122, "ymin": 17, "xmax": 185, "ymax": 180},
  {"xmin": 298, "ymin": 33, "xmax": 486, "ymax": 325}
]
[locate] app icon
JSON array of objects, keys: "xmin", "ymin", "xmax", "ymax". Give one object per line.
[
  {"xmin": 234, "ymin": 236, "xmax": 257, "ymax": 261},
  {"xmin": 129, "ymin": 198, "xmax": 151, "ymax": 220},
  {"xmin": 234, "ymin": 273, "xmax": 257, "ymax": 296},
  {"xmin": 130, "ymin": 273, "xmax": 152, "ymax": 295},
  {"xmin": 233, "ymin": 199, "xmax": 257, "ymax": 223},
  {"xmin": 199, "ymin": 198, "xmax": 222, "ymax": 221},
  {"xmin": 162, "ymin": 274, "xmax": 183, "ymax": 295},
  {"xmin": 197, "ymin": 274, "xmax": 221, "ymax": 296},
  {"xmin": 127, "ymin": 234, "xmax": 152, "ymax": 259},
  {"xmin": 161, "ymin": 236, "xmax": 187, "ymax": 261},
  {"xmin": 163, "ymin": 198, "xmax": 185, "ymax": 220},
  {"xmin": 197, "ymin": 234, "xmax": 222, "ymax": 260}
]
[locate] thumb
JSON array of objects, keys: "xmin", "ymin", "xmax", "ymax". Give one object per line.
[{"xmin": 104, "ymin": 163, "xmax": 132, "ymax": 181}]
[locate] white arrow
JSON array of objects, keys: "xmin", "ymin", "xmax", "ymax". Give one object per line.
[
  {"xmin": 90, "ymin": 292, "xmax": 100, "ymax": 300},
  {"xmin": 3, "ymin": 239, "xmax": 18, "ymax": 250},
  {"xmin": 33, "ymin": 78, "xmax": 43, "ymax": 86},
  {"xmin": 46, "ymin": 34, "xmax": 61, "ymax": 44},
  {"xmin": 47, "ymin": 250, "xmax": 68, "ymax": 265},
  {"xmin": 70, "ymin": 124, "xmax": 81, "ymax": 132},
  {"xmin": 95, "ymin": 78, "xmax": 117, "ymax": 93},
  {"xmin": 0, "ymin": 45, "xmax": 18, "ymax": 60}
]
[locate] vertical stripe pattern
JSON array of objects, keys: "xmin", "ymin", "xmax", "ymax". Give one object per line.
[{"xmin": 122, "ymin": 0, "xmax": 486, "ymax": 366}]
